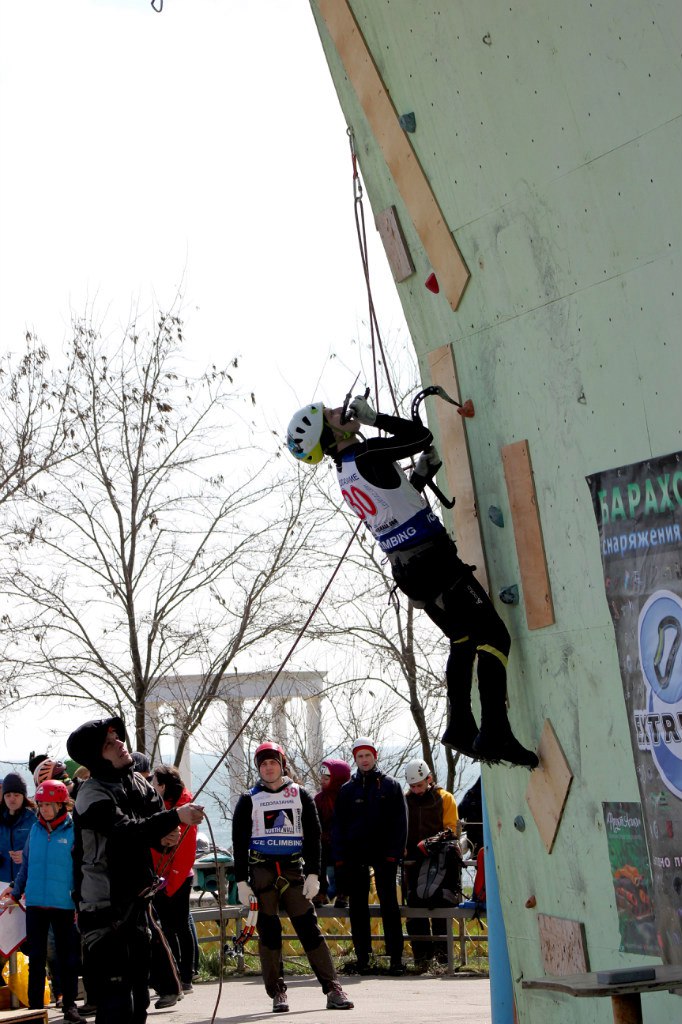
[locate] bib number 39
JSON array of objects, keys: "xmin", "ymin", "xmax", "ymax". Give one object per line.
[{"xmin": 341, "ymin": 486, "xmax": 377, "ymax": 520}]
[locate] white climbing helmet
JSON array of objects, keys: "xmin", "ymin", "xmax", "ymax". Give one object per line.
[
  {"xmin": 352, "ymin": 737, "xmax": 377, "ymax": 759},
  {"xmin": 286, "ymin": 403, "xmax": 326, "ymax": 464},
  {"xmin": 405, "ymin": 759, "xmax": 432, "ymax": 785}
]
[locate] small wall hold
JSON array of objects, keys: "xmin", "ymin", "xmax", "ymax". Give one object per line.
[
  {"xmin": 482, "ymin": 32, "xmax": 492, "ymax": 46},
  {"xmin": 399, "ymin": 111, "xmax": 416, "ymax": 133},
  {"xmin": 514, "ymin": 815, "xmax": 526, "ymax": 832},
  {"xmin": 488, "ymin": 505, "xmax": 504, "ymax": 527},
  {"xmin": 525, "ymin": 895, "xmax": 537, "ymax": 909},
  {"xmin": 425, "ymin": 272, "xmax": 439, "ymax": 293},
  {"xmin": 499, "ymin": 584, "xmax": 519, "ymax": 605}
]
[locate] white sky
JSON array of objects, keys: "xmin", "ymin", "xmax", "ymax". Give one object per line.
[{"xmin": 0, "ymin": 0, "xmax": 412, "ymax": 761}]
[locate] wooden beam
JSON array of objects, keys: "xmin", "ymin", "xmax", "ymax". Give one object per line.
[
  {"xmin": 317, "ymin": 0, "xmax": 470, "ymax": 310},
  {"xmin": 501, "ymin": 439, "xmax": 554, "ymax": 630},
  {"xmin": 427, "ymin": 344, "xmax": 487, "ymax": 590}
]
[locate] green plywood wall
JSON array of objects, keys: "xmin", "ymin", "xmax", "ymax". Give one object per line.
[{"xmin": 309, "ymin": 2, "xmax": 682, "ymax": 1022}]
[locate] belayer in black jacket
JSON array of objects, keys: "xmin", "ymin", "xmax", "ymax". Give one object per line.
[{"xmin": 67, "ymin": 716, "xmax": 204, "ymax": 1024}]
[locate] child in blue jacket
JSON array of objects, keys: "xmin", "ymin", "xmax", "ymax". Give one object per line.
[{"xmin": 1, "ymin": 779, "xmax": 85, "ymax": 1023}]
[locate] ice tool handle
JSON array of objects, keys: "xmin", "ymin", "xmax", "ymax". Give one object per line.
[
  {"xmin": 410, "ymin": 385, "xmax": 475, "ymax": 511},
  {"xmin": 341, "ymin": 384, "xmax": 370, "ymax": 425}
]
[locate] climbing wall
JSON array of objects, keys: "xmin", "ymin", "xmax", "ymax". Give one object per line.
[{"xmin": 308, "ymin": 2, "xmax": 682, "ymax": 1022}]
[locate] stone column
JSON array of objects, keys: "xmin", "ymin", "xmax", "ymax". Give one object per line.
[
  {"xmin": 306, "ymin": 695, "xmax": 324, "ymax": 770},
  {"xmin": 173, "ymin": 715, "xmax": 193, "ymax": 791},
  {"xmin": 271, "ymin": 697, "xmax": 289, "ymax": 751},
  {"xmin": 227, "ymin": 698, "xmax": 248, "ymax": 813},
  {"xmin": 144, "ymin": 700, "xmax": 164, "ymax": 763}
]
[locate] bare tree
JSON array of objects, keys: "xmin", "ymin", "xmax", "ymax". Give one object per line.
[
  {"xmin": 0, "ymin": 313, "xmax": 328, "ymax": 753},
  {"xmin": 0, "ymin": 334, "xmax": 77, "ymax": 506}
]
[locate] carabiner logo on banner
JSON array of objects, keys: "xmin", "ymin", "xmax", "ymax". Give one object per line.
[{"xmin": 637, "ymin": 589, "xmax": 682, "ymax": 798}]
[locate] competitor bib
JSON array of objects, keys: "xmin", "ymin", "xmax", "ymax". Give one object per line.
[
  {"xmin": 250, "ymin": 785, "xmax": 304, "ymax": 856},
  {"xmin": 337, "ymin": 453, "xmax": 445, "ymax": 551}
]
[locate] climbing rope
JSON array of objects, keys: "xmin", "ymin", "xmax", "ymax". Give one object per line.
[
  {"xmin": 347, "ymin": 127, "xmax": 401, "ymax": 419},
  {"xmin": 149, "ymin": 124, "xmax": 432, "ymax": 1021},
  {"xmin": 148, "ymin": 522, "xmax": 362, "ymax": 1020}
]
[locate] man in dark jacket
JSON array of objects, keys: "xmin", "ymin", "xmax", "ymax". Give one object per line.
[
  {"xmin": 332, "ymin": 738, "xmax": 408, "ymax": 974},
  {"xmin": 232, "ymin": 741, "xmax": 353, "ymax": 1013},
  {"xmin": 66, "ymin": 716, "xmax": 204, "ymax": 1024}
]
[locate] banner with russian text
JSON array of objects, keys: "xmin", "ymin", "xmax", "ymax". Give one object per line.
[{"xmin": 588, "ymin": 452, "xmax": 682, "ymax": 965}]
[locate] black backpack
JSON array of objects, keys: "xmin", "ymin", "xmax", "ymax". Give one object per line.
[{"xmin": 416, "ymin": 828, "xmax": 464, "ymax": 907}]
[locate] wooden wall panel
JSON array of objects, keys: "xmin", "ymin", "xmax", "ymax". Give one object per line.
[
  {"xmin": 427, "ymin": 344, "xmax": 487, "ymax": 591},
  {"xmin": 537, "ymin": 914, "xmax": 590, "ymax": 975},
  {"xmin": 317, "ymin": 0, "xmax": 470, "ymax": 310},
  {"xmin": 375, "ymin": 206, "xmax": 414, "ymax": 282},
  {"xmin": 526, "ymin": 719, "xmax": 574, "ymax": 854},
  {"xmin": 501, "ymin": 439, "xmax": 554, "ymax": 630}
]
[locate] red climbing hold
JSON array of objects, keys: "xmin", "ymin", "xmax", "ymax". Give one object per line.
[
  {"xmin": 457, "ymin": 399, "xmax": 475, "ymax": 418},
  {"xmin": 425, "ymin": 272, "xmax": 439, "ymax": 293}
]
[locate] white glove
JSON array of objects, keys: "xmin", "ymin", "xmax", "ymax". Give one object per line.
[
  {"xmin": 302, "ymin": 873, "xmax": 320, "ymax": 900},
  {"xmin": 237, "ymin": 881, "xmax": 255, "ymax": 906},
  {"xmin": 347, "ymin": 395, "xmax": 376, "ymax": 426},
  {"xmin": 413, "ymin": 446, "xmax": 442, "ymax": 478}
]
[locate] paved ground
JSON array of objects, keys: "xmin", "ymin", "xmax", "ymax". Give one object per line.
[
  {"xmin": 53, "ymin": 974, "xmax": 491, "ymax": 1024},
  {"xmin": 38, "ymin": 973, "xmax": 492, "ymax": 1024}
]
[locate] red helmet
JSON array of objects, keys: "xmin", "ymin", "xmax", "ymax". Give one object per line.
[
  {"xmin": 35, "ymin": 779, "xmax": 69, "ymax": 804},
  {"xmin": 254, "ymin": 741, "xmax": 287, "ymax": 771}
]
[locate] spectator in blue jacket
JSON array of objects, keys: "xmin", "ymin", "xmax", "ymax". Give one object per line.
[
  {"xmin": 0, "ymin": 773, "xmax": 36, "ymax": 886},
  {"xmin": 0, "ymin": 779, "xmax": 85, "ymax": 1023},
  {"xmin": 332, "ymin": 738, "xmax": 408, "ymax": 975}
]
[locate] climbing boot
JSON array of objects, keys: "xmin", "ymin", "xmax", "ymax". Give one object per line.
[
  {"xmin": 441, "ymin": 707, "xmax": 479, "ymax": 758},
  {"xmin": 473, "ymin": 728, "xmax": 539, "ymax": 769}
]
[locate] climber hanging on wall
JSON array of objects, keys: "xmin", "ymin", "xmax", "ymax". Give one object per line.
[{"xmin": 286, "ymin": 391, "xmax": 538, "ymax": 770}]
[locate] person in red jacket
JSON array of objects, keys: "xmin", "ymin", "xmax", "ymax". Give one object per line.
[
  {"xmin": 313, "ymin": 758, "xmax": 351, "ymax": 907},
  {"xmin": 150, "ymin": 765, "xmax": 198, "ymax": 1009}
]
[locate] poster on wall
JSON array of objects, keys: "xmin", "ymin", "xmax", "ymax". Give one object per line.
[
  {"xmin": 602, "ymin": 802, "xmax": 657, "ymax": 955},
  {"xmin": 588, "ymin": 452, "xmax": 682, "ymax": 965}
]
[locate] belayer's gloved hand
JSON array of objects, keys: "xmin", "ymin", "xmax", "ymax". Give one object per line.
[
  {"xmin": 302, "ymin": 873, "xmax": 320, "ymax": 900},
  {"xmin": 413, "ymin": 446, "xmax": 442, "ymax": 481},
  {"xmin": 347, "ymin": 395, "xmax": 377, "ymax": 426},
  {"xmin": 237, "ymin": 881, "xmax": 255, "ymax": 906}
]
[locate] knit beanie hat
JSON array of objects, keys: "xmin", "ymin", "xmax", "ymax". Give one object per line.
[{"xmin": 2, "ymin": 773, "xmax": 28, "ymax": 797}]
